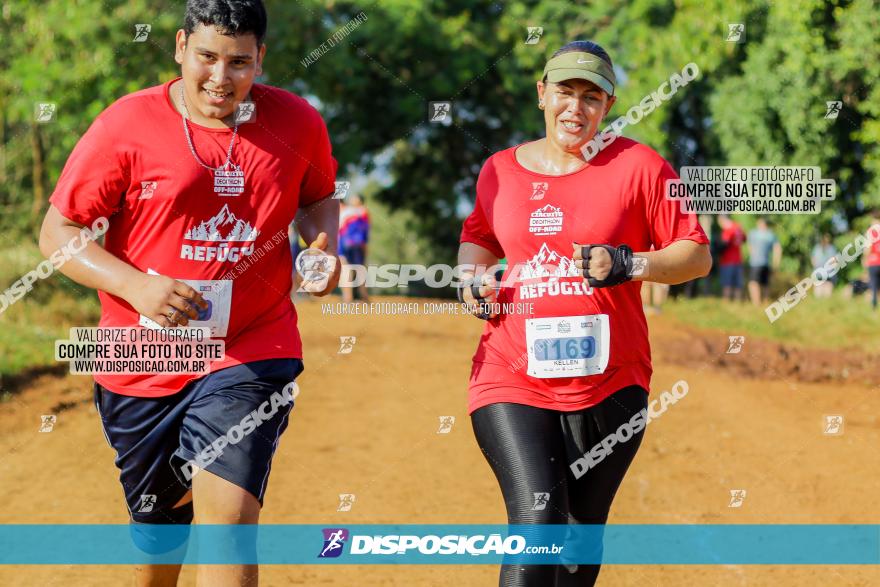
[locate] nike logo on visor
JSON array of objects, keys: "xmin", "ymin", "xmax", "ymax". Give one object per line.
[{"xmin": 576, "ymin": 58, "xmax": 595, "ymax": 64}]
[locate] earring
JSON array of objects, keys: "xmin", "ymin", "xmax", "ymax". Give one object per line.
[{"xmin": 538, "ymin": 100, "xmax": 545, "ymax": 110}]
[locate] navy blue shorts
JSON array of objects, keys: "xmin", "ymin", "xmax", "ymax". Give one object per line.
[
  {"xmin": 341, "ymin": 245, "xmax": 365, "ymax": 267},
  {"xmin": 94, "ymin": 359, "xmax": 303, "ymax": 525}
]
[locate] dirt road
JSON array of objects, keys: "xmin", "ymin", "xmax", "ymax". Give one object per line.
[{"xmin": 1, "ymin": 297, "xmax": 878, "ymax": 586}]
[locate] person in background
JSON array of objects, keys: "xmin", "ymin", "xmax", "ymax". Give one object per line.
[
  {"xmin": 747, "ymin": 217, "xmax": 781, "ymax": 305},
  {"xmin": 864, "ymin": 210, "xmax": 880, "ymax": 309},
  {"xmin": 718, "ymin": 214, "xmax": 746, "ymax": 301},
  {"xmin": 339, "ymin": 193, "xmax": 370, "ymax": 303},
  {"xmin": 811, "ymin": 233, "xmax": 838, "ymax": 298}
]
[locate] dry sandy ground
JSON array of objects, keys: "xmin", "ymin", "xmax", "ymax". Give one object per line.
[{"xmin": 1, "ymin": 297, "xmax": 878, "ymax": 586}]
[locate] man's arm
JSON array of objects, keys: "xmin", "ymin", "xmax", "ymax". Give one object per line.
[
  {"xmin": 772, "ymin": 241, "xmax": 782, "ymax": 269},
  {"xmin": 38, "ymin": 205, "xmax": 206, "ymax": 327},
  {"xmin": 294, "ymin": 196, "xmax": 341, "ymax": 296}
]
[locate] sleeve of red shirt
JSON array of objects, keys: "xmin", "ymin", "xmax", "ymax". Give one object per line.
[
  {"xmin": 646, "ymin": 158, "xmax": 709, "ymax": 250},
  {"xmin": 298, "ymin": 111, "xmax": 338, "ymax": 207},
  {"xmin": 49, "ymin": 115, "xmax": 129, "ymax": 226},
  {"xmin": 459, "ymin": 157, "xmax": 505, "ymax": 259}
]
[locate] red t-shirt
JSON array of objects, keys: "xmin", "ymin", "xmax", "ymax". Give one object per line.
[
  {"xmin": 50, "ymin": 78, "xmax": 337, "ymax": 397},
  {"xmin": 719, "ymin": 223, "xmax": 746, "ymax": 266},
  {"xmin": 460, "ymin": 138, "xmax": 708, "ymax": 414},
  {"xmin": 866, "ymin": 224, "xmax": 880, "ymax": 267}
]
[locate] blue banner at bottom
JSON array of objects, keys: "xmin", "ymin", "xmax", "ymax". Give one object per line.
[{"xmin": 0, "ymin": 525, "xmax": 878, "ymax": 565}]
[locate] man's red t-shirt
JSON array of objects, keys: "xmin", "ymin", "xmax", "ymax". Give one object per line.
[
  {"xmin": 719, "ymin": 223, "xmax": 746, "ymax": 266},
  {"xmin": 50, "ymin": 78, "xmax": 337, "ymax": 397},
  {"xmin": 460, "ymin": 138, "xmax": 708, "ymax": 414}
]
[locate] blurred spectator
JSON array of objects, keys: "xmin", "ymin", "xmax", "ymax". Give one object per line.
[
  {"xmin": 718, "ymin": 214, "xmax": 746, "ymax": 301},
  {"xmin": 641, "ymin": 281, "xmax": 670, "ymax": 315},
  {"xmin": 683, "ymin": 215, "xmax": 716, "ymax": 298},
  {"xmin": 865, "ymin": 210, "xmax": 880, "ymax": 309},
  {"xmin": 747, "ymin": 217, "xmax": 781, "ymax": 305},
  {"xmin": 339, "ymin": 194, "xmax": 371, "ymax": 303},
  {"xmin": 811, "ymin": 233, "xmax": 838, "ymax": 298}
]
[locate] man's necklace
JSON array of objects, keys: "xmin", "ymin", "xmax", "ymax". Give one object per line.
[{"xmin": 179, "ymin": 84, "xmax": 245, "ymax": 196}]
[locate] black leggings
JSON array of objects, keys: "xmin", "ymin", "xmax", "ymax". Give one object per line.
[{"xmin": 471, "ymin": 386, "xmax": 648, "ymax": 587}]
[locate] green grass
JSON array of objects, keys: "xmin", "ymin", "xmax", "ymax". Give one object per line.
[
  {"xmin": 0, "ymin": 243, "xmax": 101, "ymax": 382},
  {"xmin": 663, "ymin": 294, "xmax": 880, "ymax": 352}
]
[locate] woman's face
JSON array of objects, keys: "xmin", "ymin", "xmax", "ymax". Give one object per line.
[{"xmin": 537, "ymin": 78, "xmax": 615, "ymax": 155}]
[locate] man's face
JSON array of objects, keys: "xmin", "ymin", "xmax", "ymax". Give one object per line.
[
  {"xmin": 537, "ymin": 78, "xmax": 615, "ymax": 155},
  {"xmin": 174, "ymin": 24, "xmax": 266, "ymax": 122}
]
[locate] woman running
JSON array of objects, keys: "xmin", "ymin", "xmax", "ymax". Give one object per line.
[{"xmin": 457, "ymin": 40, "xmax": 711, "ymax": 586}]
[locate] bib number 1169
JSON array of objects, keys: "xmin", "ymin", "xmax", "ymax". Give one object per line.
[{"xmin": 534, "ymin": 336, "xmax": 596, "ymax": 361}]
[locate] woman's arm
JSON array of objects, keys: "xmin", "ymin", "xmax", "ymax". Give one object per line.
[
  {"xmin": 573, "ymin": 239, "xmax": 712, "ymax": 286},
  {"xmin": 631, "ymin": 240, "xmax": 712, "ymax": 284},
  {"xmin": 456, "ymin": 242, "xmax": 500, "ymax": 315}
]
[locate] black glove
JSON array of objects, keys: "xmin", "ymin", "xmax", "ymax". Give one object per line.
[
  {"xmin": 581, "ymin": 244, "xmax": 634, "ymax": 288},
  {"xmin": 457, "ymin": 279, "xmax": 492, "ymax": 320}
]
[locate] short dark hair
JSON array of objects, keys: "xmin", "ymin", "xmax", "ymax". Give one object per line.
[
  {"xmin": 184, "ymin": 0, "xmax": 267, "ymax": 47},
  {"xmin": 543, "ymin": 40, "xmax": 613, "ymax": 83}
]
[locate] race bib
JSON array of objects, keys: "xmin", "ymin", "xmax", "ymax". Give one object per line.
[
  {"xmin": 139, "ymin": 269, "xmax": 232, "ymax": 337},
  {"xmin": 525, "ymin": 314, "xmax": 610, "ymax": 379}
]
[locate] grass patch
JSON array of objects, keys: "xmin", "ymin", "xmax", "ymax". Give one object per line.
[
  {"xmin": 0, "ymin": 244, "xmax": 101, "ymax": 381},
  {"xmin": 663, "ymin": 294, "xmax": 880, "ymax": 352}
]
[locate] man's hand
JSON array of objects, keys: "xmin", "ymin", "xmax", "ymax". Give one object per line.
[
  {"xmin": 123, "ymin": 273, "xmax": 208, "ymax": 328},
  {"xmin": 458, "ymin": 273, "xmax": 499, "ymax": 319},
  {"xmin": 298, "ymin": 232, "xmax": 341, "ymax": 296}
]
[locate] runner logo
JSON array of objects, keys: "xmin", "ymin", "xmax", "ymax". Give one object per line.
[
  {"xmin": 337, "ymin": 494, "xmax": 356, "ymax": 512},
  {"xmin": 180, "ymin": 204, "xmax": 259, "ymax": 263},
  {"xmin": 35, "ymin": 103, "xmax": 56, "ymax": 123},
  {"xmin": 429, "ymin": 101, "xmax": 452, "ymax": 123},
  {"xmin": 318, "ymin": 528, "xmax": 349, "ymax": 558},
  {"xmin": 726, "ymin": 23, "xmax": 745, "ymax": 43},
  {"xmin": 524, "ymin": 26, "xmax": 543, "ymax": 45},
  {"xmin": 338, "ymin": 336, "xmax": 356, "ymax": 354},
  {"xmin": 333, "ymin": 181, "xmax": 351, "ymax": 200},
  {"xmin": 137, "ymin": 494, "xmax": 157, "ymax": 513},
  {"xmin": 530, "ymin": 182, "xmax": 548, "ymax": 200},
  {"xmin": 139, "ymin": 181, "xmax": 157, "ymax": 200},
  {"xmin": 728, "ymin": 489, "xmax": 747, "ymax": 508},
  {"xmin": 234, "ymin": 101, "xmax": 256, "ymax": 124},
  {"xmin": 532, "ymin": 492, "xmax": 550, "ymax": 511},
  {"xmin": 823, "ymin": 415, "xmax": 844, "ymax": 435},
  {"xmin": 529, "ymin": 204, "xmax": 563, "ymax": 235},
  {"xmin": 825, "ymin": 101, "xmax": 842, "ymax": 119},
  {"xmin": 133, "ymin": 24, "xmax": 151, "ymax": 42},
  {"xmin": 39, "ymin": 415, "xmax": 56, "ymax": 433},
  {"xmin": 437, "ymin": 416, "xmax": 455, "ymax": 434},
  {"xmin": 726, "ymin": 335, "xmax": 745, "ymax": 354}
]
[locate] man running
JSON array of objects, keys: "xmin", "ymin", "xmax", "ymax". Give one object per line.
[
  {"xmin": 38, "ymin": 1, "xmax": 339, "ymax": 585},
  {"xmin": 458, "ymin": 40, "xmax": 710, "ymax": 586}
]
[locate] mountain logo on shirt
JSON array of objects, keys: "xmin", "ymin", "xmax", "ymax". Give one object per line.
[
  {"xmin": 518, "ymin": 243, "xmax": 580, "ymax": 279},
  {"xmin": 184, "ymin": 204, "xmax": 259, "ymax": 242},
  {"xmin": 529, "ymin": 204, "xmax": 564, "ymax": 236}
]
